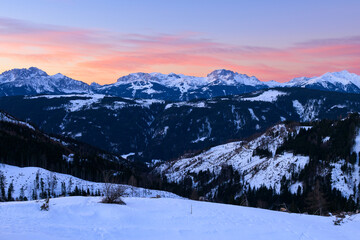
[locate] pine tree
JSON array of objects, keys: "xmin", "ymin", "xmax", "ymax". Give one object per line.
[
  {"xmin": 19, "ymin": 186, "xmax": 25, "ymax": 201},
  {"xmin": 0, "ymin": 171, "xmax": 6, "ymax": 201},
  {"xmin": 7, "ymin": 182, "xmax": 14, "ymax": 201}
]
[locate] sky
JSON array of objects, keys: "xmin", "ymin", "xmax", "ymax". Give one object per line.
[{"xmin": 0, "ymin": 0, "xmax": 359, "ymax": 84}]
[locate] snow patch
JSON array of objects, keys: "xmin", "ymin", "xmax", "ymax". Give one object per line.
[{"xmin": 242, "ymin": 90, "xmax": 288, "ymax": 102}]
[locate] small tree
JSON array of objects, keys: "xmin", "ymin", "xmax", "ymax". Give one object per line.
[
  {"xmin": 7, "ymin": 182, "xmax": 14, "ymax": 201},
  {"xmin": 40, "ymin": 198, "xmax": 50, "ymax": 211},
  {"xmin": 101, "ymin": 171, "xmax": 125, "ymax": 204},
  {"xmin": 0, "ymin": 171, "xmax": 6, "ymax": 201},
  {"xmin": 19, "ymin": 185, "xmax": 25, "ymax": 201}
]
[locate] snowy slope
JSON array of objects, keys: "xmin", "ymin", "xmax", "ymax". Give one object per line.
[
  {"xmin": 286, "ymin": 70, "xmax": 360, "ymax": 93},
  {"xmin": 331, "ymin": 128, "xmax": 360, "ymax": 199},
  {"xmin": 0, "ymin": 196, "xmax": 359, "ymax": 240},
  {"xmin": 0, "ymin": 164, "xmax": 179, "ymax": 200},
  {"xmin": 156, "ymin": 124, "xmax": 309, "ymax": 194},
  {"xmin": 0, "ymin": 67, "xmax": 90, "ymax": 96},
  {"xmin": 0, "ymin": 111, "xmax": 35, "ymax": 130},
  {"xmin": 241, "ymin": 89, "xmax": 288, "ymax": 102}
]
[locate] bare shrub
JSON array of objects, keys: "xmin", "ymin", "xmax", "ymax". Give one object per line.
[
  {"xmin": 40, "ymin": 198, "xmax": 50, "ymax": 211},
  {"xmin": 101, "ymin": 171, "xmax": 126, "ymax": 205}
]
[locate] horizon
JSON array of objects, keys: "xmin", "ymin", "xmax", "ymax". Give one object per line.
[
  {"xmin": 0, "ymin": 0, "xmax": 359, "ymax": 84},
  {"xmin": 0, "ymin": 66, "xmax": 356, "ymax": 85}
]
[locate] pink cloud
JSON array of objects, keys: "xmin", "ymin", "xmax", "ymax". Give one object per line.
[{"xmin": 0, "ymin": 17, "xmax": 359, "ymax": 84}]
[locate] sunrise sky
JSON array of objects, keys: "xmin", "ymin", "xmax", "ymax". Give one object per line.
[{"xmin": 0, "ymin": 0, "xmax": 359, "ymax": 84}]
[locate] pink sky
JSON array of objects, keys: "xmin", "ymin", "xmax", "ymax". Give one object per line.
[{"xmin": 0, "ymin": 17, "xmax": 359, "ymax": 84}]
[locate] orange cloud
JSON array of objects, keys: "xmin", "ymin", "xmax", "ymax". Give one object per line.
[{"xmin": 0, "ymin": 17, "xmax": 359, "ymax": 84}]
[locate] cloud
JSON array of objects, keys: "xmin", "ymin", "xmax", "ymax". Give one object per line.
[{"xmin": 0, "ymin": 17, "xmax": 359, "ymax": 83}]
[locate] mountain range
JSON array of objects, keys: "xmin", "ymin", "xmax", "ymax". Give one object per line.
[
  {"xmin": 1, "ymin": 67, "xmax": 360, "ymax": 100},
  {"xmin": 2, "ymin": 88, "xmax": 360, "ymax": 161}
]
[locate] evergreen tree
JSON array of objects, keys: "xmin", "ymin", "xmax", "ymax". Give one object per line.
[
  {"xmin": 7, "ymin": 182, "xmax": 14, "ymax": 201},
  {"xmin": 0, "ymin": 171, "xmax": 6, "ymax": 201}
]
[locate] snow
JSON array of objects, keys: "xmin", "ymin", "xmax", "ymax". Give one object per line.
[
  {"xmin": 135, "ymin": 99, "xmax": 165, "ymax": 108},
  {"xmin": 62, "ymin": 154, "xmax": 74, "ymax": 163},
  {"xmin": 286, "ymin": 70, "xmax": 360, "ymax": 91},
  {"xmin": 121, "ymin": 152, "xmax": 135, "ymax": 159},
  {"xmin": 191, "ymin": 136, "xmax": 207, "ymax": 143},
  {"xmin": 26, "ymin": 94, "xmax": 95, "ymax": 99},
  {"xmin": 165, "ymin": 101, "xmax": 207, "ymax": 110},
  {"xmin": 242, "ymin": 90, "xmax": 288, "ymax": 102},
  {"xmin": 74, "ymin": 132, "xmax": 82, "ymax": 137},
  {"xmin": 329, "ymin": 104, "xmax": 347, "ymax": 110},
  {"xmin": 331, "ymin": 160, "xmax": 355, "ymax": 198},
  {"xmin": 157, "ymin": 124, "xmax": 310, "ymax": 194},
  {"xmin": 66, "ymin": 94, "xmax": 105, "ymax": 112},
  {"xmin": 0, "ymin": 111, "xmax": 35, "ymax": 130},
  {"xmin": 0, "ymin": 196, "xmax": 359, "ymax": 240},
  {"xmin": 292, "ymin": 99, "xmax": 321, "ymax": 122},
  {"xmin": 0, "ymin": 67, "xmax": 90, "ymax": 95},
  {"xmin": 330, "ymin": 128, "xmax": 360, "ymax": 199},
  {"xmin": 248, "ymin": 108, "xmax": 259, "ymax": 121},
  {"xmin": 0, "ymin": 164, "xmax": 179, "ymax": 200},
  {"xmin": 289, "ymin": 182, "xmax": 303, "ymax": 194}
]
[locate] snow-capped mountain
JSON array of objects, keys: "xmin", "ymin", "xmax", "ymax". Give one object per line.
[
  {"xmin": 95, "ymin": 69, "xmax": 269, "ymax": 100},
  {"xmin": 1, "ymin": 67, "xmax": 360, "ymax": 99},
  {"xmin": 285, "ymin": 70, "xmax": 360, "ymax": 93},
  {"xmin": 0, "ymin": 67, "xmax": 90, "ymax": 96}
]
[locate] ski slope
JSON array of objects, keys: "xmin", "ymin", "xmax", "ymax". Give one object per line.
[{"xmin": 0, "ymin": 196, "xmax": 359, "ymax": 240}]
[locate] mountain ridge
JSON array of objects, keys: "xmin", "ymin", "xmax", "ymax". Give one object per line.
[{"xmin": 1, "ymin": 67, "xmax": 360, "ymax": 100}]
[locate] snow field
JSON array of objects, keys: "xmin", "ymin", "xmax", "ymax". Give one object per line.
[{"xmin": 0, "ymin": 196, "xmax": 359, "ymax": 240}]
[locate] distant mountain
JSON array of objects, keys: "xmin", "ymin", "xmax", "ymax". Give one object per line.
[
  {"xmin": 1, "ymin": 67, "xmax": 360, "ymax": 99},
  {"xmin": 2, "ymin": 88, "xmax": 360, "ymax": 161},
  {"xmin": 94, "ymin": 69, "xmax": 269, "ymax": 100},
  {"xmin": 285, "ymin": 70, "xmax": 360, "ymax": 93},
  {"xmin": 0, "ymin": 67, "xmax": 90, "ymax": 96}
]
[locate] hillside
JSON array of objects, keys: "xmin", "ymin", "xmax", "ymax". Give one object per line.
[
  {"xmin": 0, "ymin": 196, "xmax": 359, "ymax": 240},
  {"xmin": 0, "ymin": 164, "xmax": 179, "ymax": 201},
  {"xmin": 1, "ymin": 88, "xmax": 360, "ymax": 161},
  {"xmin": 0, "ymin": 110, "xmax": 154, "ymax": 190},
  {"xmin": 156, "ymin": 115, "xmax": 360, "ymax": 214}
]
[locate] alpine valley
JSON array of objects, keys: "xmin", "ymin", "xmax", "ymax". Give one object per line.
[{"xmin": 1, "ymin": 67, "xmax": 360, "ymax": 215}]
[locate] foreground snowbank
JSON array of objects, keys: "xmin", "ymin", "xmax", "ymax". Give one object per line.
[{"xmin": 0, "ymin": 196, "xmax": 359, "ymax": 240}]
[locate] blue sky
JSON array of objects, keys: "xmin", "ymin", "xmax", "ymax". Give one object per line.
[{"xmin": 0, "ymin": 0, "xmax": 359, "ymax": 83}]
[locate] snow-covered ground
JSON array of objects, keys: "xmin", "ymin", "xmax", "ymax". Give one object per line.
[
  {"xmin": 241, "ymin": 90, "xmax": 288, "ymax": 102},
  {"xmin": 0, "ymin": 164, "xmax": 179, "ymax": 200},
  {"xmin": 0, "ymin": 196, "xmax": 359, "ymax": 240}
]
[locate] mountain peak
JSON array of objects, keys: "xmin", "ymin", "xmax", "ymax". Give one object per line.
[
  {"xmin": 207, "ymin": 69, "xmax": 236, "ymax": 79},
  {"xmin": 116, "ymin": 72, "xmax": 152, "ymax": 83},
  {"xmin": 2, "ymin": 67, "xmax": 48, "ymax": 79}
]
